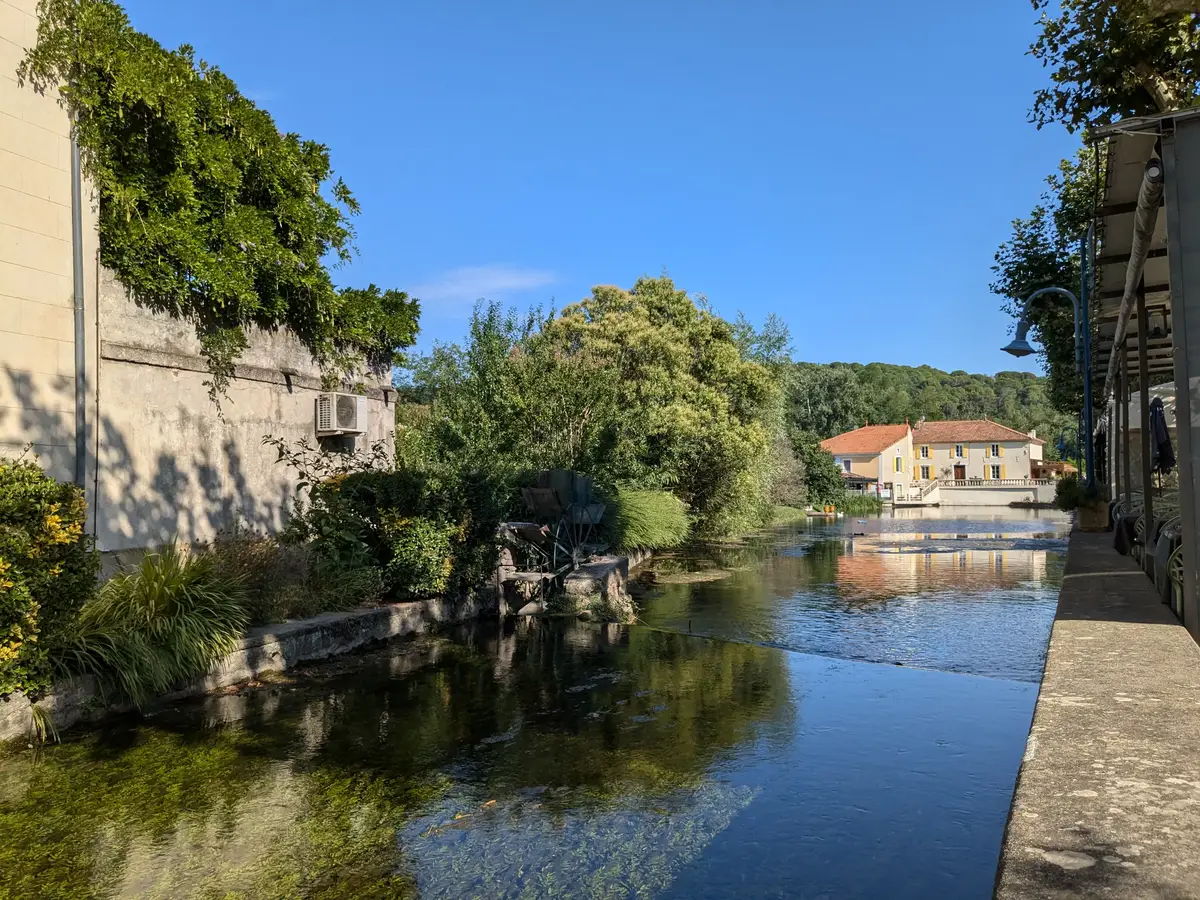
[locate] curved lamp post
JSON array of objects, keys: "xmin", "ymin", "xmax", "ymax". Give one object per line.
[{"xmin": 1002, "ymin": 285, "xmax": 1095, "ymax": 490}]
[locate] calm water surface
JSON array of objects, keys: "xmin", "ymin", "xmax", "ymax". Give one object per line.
[
  {"xmin": 639, "ymin": 506, "xmax": 1071, "ymax": 681},
  {"xmin": 0, "ymin": 507, "xmax": 1070, "ymax": 899}
]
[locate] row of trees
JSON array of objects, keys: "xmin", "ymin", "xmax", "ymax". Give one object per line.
[{"xmin": 993, "ymin": 1, "xmax": 1200, "ymax": 413}]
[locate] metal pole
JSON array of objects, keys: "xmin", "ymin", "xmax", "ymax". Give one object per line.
[
  {"xmin": 1080, "ymin": 229, "xmax": 1096, "ymax": 489},
  {"xmin": 70, "ymin": 129, "xmax": 86, "ymax": 488},
  {"xmin": 1122, "ymin": 348, "xmax": 1133, "ymax": 513},
  {"xmin": 1114, "ymin": 373, "xmax": 1123, "ymax": 502},
  {"xmin": 1137, "ymin": 281, "xmax": 1154, "ymax": 553}
]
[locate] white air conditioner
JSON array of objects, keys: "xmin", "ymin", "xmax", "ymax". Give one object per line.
[{"xmin": 315, "ymin": 392, "xmax": 369, "ymax": 436}]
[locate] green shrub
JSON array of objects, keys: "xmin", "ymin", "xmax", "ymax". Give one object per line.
[
  {"xmin": 0, "ymin": 456, "xmax": 97, "ymax": 699},
  {"xmin": 607, "ymin": 488, "xmax": 691, "ymax": 551},
  {"xmin": 55, "ymin": 543, "xmax": 247, "ymax": 706},
  {"xmin": 380, "ymin": 514, "xmax": 461, "ymax": 598},
  {"xmin": 1055, "ymin": 473, "xmax": 1088, "ymax": 510}
]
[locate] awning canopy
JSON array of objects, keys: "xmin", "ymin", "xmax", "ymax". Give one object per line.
[{"xmin": 1092, "ymin": 125, "xmax": 1172, "ymax": 387}]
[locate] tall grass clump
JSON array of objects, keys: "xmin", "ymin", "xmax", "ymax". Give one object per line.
[
  {"xmin": 204, "ymin": 530, "xmax": 382, "ymax": 624},
  {"xmin": 55, "ymin": 543, "xmax": 247, "ymax": 706},
  {"xmin": 607, "ymin": 488, "xmax": 691, "ymax": 551},
  {"xmin": 839, "ymin": 494, "xmax": 883, "ymax": 516}
]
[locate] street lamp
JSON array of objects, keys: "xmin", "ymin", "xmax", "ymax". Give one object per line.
[{"xmin": 1002, "ymin": 284, "xmax": 1095, "ymax": 489}]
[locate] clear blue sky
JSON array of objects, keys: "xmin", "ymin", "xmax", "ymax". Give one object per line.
[{"xmin": 121, "ymin": 0, "xmax": 1078, "ymax": 376}]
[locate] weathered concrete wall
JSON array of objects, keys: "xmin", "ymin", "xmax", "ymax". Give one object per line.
[
  {"xmin": 0, "ymin": 593, "xmax": 492, "ymax": 743},
  {"xmin": 939, "ymin": 484, "xmax": 1056, "ymax": 506},
  {"xmin": 0, "ymin": 0, "xmax": 101, "ymax": 483},
  {"xmin": 94, "ymin": 270, "xmax": 395, "ymax": 553}
]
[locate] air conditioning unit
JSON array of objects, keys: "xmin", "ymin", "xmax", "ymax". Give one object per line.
[{"xmin": 315, "ymin": 392, "xmax": 369, "ymax": 436}]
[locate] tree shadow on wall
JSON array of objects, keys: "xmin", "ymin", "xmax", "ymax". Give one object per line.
[{"xmin": 1, "ymin": 365, "xmax": 291, "ymax": 557}]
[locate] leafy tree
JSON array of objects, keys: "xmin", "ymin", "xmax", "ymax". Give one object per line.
[
  {"xmin": 1029, "ymin": 0, "xmax": 1200, "ymax": 132},
  {"xmin": 19, "ymin": 0, "xmax": 419, "ymax": 400},
  {"xmin": 792, "ymin": 431, "xmax": 844, "ymax": 507},
  {"xmin": 991, "ymin": 147, "xmax": 1100, "ymax": 416},
  {"xmin": 400, "ymin": 279, "xmax": 781, "ymax": 537},
  {"xmin": 786, "ymin": 364, "xmax": 868, "ymax": 438}
]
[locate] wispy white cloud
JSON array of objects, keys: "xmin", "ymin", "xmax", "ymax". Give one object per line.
[{"xmin": 411, "ymin": 265, "xmax": 557, "ymax": 307}]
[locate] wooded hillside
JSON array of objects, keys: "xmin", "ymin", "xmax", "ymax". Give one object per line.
[{"xmin": 785, "ymin": 362, "xmax": 1077, "ymax": 459}]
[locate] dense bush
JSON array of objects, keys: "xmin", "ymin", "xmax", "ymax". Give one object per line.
[
  {"xmin": 269, "ymin": 438, "xmax": 500, "ymax": 600},
  {"xmin": 0, "ymin": 457, "xmax": 98, "ymax": 699},
  {"xmin": 380, "ymin": 514, "xmax": 461, "ymax": 598},
  {"xmin": 54, "ymin": 543, "xmax": 246, "ymax": 706},
  {"xmin": 607, "ymin": 488, "xmax": 691, "ymax": 551}
]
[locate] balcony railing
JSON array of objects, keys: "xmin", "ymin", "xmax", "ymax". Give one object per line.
[{"xmin": 938, "ymin": 478, "xmax": 1053, "ymax": 488}]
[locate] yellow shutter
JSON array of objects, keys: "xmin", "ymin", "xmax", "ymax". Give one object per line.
[
  {"xmin": 984, "ymin": 445, "xmax": 990, "ymax": 458},
  {"xmin": 998, "ymin": 445, "xmax": 1004, "ymax": 457},
  {"xmin": 913, "ymin": 465, "xmax": 919, "ymax": 480},
  {"xmin": 983, "ymin": 465, "xmax": 989, "ymax": 480},
  {"xmin": 1001, "ymin": 465, "xmax": 1007, "ymax": 479}
]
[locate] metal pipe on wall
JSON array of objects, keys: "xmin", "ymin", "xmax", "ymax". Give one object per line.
[
  {"xmin": 70, "ymin": 130, "xmax": 86, "ymax": 488},
  {"xmin": 1103, "ymin": 159, "xmax": 1165, "ymax": 402}
]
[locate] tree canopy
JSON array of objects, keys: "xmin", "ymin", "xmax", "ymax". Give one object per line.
[
  {"xmin": 1029, "ymin": 0, "xmax": 1200, "ymax": 132},
  {"xmin": 399, "ymin": 277, "xmax": 782, "ymax": 536},
  {"xmin": 19, "ymin": 0, "xmax": 419, "ymax": 400}
]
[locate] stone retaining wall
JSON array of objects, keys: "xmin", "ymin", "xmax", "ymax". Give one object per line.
[{"xmin": 0, "ymin": 593, "xmax": 493, "ymax": 744}]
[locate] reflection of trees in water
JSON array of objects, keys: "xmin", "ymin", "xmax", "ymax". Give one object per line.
[{"xmin": 0, "ymin": 622, "xmax": 795, "ymax": 899}]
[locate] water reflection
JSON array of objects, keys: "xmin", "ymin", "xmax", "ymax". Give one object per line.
[
  {"xmin": 0, "ymin": 622, "xmax": 794, "ymax": 900},
  {"xmin": 0, "ymin": 620, "xmax": 1035, "ymax": 900},
  {"xmin": 639, "ymin": 508, "xmax": 1071, "ymax": 681}
]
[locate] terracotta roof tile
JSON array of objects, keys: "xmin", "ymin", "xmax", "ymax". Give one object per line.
[
  {"xmin": 820, "ymin": 424, "xmax": 909, "ymax": 455},
  {"xmin": 912, "ymin": 419, "xmax": 1045, "ymax": 445}
]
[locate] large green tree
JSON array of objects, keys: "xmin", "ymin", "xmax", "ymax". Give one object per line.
[
  {"xmin": 400, "ymin": 278, "xmax": 781, "ymax": 536},
  {"xmin": 1029, "ymin": 0, "xmax": 1200, "ymax": 132}
]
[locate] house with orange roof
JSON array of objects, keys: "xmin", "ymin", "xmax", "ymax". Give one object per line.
[
  {"xmin": 910, "ymin": 419, "xmax": 1045, "ymax": 483},
  {"xmin": 820, "ymin": 419, "xmax": 1053, "ymax": 506},
  {"xmin": 820, "ymin": 423, "xmax": 913, "ymax": 495}
]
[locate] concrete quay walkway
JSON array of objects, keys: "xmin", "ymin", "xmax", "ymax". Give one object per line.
[{"xmin": 996, "ymin": 530, "xmax": 1200, "ymax": 899}]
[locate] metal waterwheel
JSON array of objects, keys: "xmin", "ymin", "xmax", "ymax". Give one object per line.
[{"xmin": 551, "ymin": 501, "xmax": 605, "ymax": 574}]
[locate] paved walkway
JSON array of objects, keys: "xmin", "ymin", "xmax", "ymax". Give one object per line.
[{"xmin": 996, "ymin": 530, "xmax": 1200, "ymax": 899}]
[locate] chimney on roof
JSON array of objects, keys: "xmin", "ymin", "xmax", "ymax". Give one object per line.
[
  {"xmin": 1028, "ymin": 429, "xmax": 1037, "ymax": 439},
  {"xmin": 917, "ymin": 416, "xmax": 926, "ymax": 428}
]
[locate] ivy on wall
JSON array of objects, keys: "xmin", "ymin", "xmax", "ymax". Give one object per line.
[{"xmin": 18, "ymin": 0, "xmax": 419, "ymax": 400}]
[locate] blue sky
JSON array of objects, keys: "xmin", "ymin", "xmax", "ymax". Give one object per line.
[{"xmin": 120, "ymin": 0, "xmax": 1078, "ymax": 376}]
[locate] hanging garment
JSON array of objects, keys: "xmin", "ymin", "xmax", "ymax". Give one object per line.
[{"xmin": 1149, "ymin": 396, "xmax": 1176, "ymax": 474}]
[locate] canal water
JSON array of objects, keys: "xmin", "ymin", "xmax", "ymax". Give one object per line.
[{"xmin": 0, "ymin": 508, "xmax": 1070, "ymax": 899}]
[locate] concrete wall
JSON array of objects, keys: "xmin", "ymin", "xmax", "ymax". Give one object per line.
[
  {"xmin": 94, "ymin": 271, "xmax": 395, "ymax": 554},
  {"xmin": 1, "ymin": 3, "xmax": 396, "ymax": 554},
  {"xmin": 919, "ymin": 441, "xmax": 1035, "ymax": 481},
  {"xmin": 0, "ymin": 0, "xmax": 101, "ymax": 482},
  {"xmin": 938, "ymin": 483, "xmax": 1057, "ymax": 506}
]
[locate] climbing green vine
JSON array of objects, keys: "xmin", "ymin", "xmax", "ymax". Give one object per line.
[{"xmin": 18, "ymin": 0, "xmax": 419, "ymax": 401}]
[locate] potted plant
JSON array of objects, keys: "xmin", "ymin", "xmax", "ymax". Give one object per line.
[{"xmin": 1055, "ymin": 474, "xmax": 1108, "ymax": 531}]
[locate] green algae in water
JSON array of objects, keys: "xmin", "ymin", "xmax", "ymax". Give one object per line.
[
  {"xmin": 0, "ymin": 624, "xmax": 794, "ymax": 900},
  {"xmin": 402, "ymin": 782, "xmax": 760, "ymax": 899}
]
